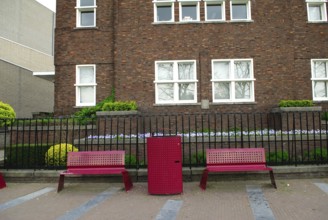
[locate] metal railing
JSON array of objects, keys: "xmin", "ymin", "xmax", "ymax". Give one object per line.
[{"xmin": 1, "ymin": 111, "xmax": 328, "ymax": 170}]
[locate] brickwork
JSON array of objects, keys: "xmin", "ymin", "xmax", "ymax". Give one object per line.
[{"xmin": 55, "ymin": 0, "xmax": 328, "ymax": 116}]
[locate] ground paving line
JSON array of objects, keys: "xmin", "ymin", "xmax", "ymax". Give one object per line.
[
  {"xmin": 155, "ymin": 199, "xmax": 183, "ymax": 220},
  {"xmin": 0, "ymin": 187, "xmax": 55, "ymax": 212},
  {"xmin": 314, "ymin": 183, "xmax": 328, "ymax": 194},
  {"xmin": 56, "ymin": 188, "xmax": 119, "ymax": 220},
  {"xmin": 246, "ymin": 185, "xmax": 275, "ymax": 220}
]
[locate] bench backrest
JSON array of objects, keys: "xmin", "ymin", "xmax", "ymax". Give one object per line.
[
  {"xmin": 67, "ymin": 151, "xmax": 125, "ymax": 168},
  {"xmin": 206, "ymin": 148, "xmax": 266, "ymax": 165}
]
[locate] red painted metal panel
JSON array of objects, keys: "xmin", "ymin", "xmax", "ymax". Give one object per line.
[{"xmin": 147, "ymin": 136, "xmax": 183, "ymax": 195}]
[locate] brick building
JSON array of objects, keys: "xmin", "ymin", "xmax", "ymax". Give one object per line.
[{"xmin": 54, "ymin": 0, "xmax": 328, "ymax": 116}]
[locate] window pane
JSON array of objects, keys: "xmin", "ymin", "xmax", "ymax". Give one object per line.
[
  {"xmin": 207, "ymin": 4, "xmax": 222, "ymax": 20},
  {"xmin": 232, "ymin": 4, "xmax": 247, "ymax": 19},
  {"xmin": 80, "ymin": 0, "xmax": 95, "ymax": 7},
  {"xmin": 179, "ymin": 83, "xmax": 195, "ymax": 100},
  {"xmin": 235, "ymin": 82, "xmax": 251, "ymax": 99},
  {"xmin": 158, "ymin": 63, "xmax": 173, "ymax": 80},
  {"xmin": 234, "ymin": 61, "xmax": 250, "ymax": 79},
  {"xmin": 158, "ymin": 83, "xmax": 174, "ymax": 101},
  {"xmin": 157, "ymin": 5, "xmax": 172, "ymax": 21},
  {"xmin": 80, "ymin": 86, "xmax": 94, "ymax": 103},
  {"xmin": 314, "ymin": 62, "xmax": 327, "ymax": 78},
  {"xmin": 178, "ymin": 62, "xmax": 194, "ymax": 80},
  {"xmin": 214, "ymin": 82, "xmax": 230, "ymax": 99},
  {"xmin": 81, "ymin": 11, "xmax": 94, "ymax": 26},
  {"xmin": 314, "ymin": 81, "xmax": 327, "ymax": 98},
  {"xmin": 182, "ymin": 5, "xmax": 197, "ymax": 20},
  {"xmin": 309, "ymin": 5, "xmax": 322, "ymax": 21},
  {"xmin": 79, "ymin": 67, "xmax": 94, "ymax": 83},
  {"xmin": 213, "ymin": 62, "xmax": 229, "ymax": 79}
]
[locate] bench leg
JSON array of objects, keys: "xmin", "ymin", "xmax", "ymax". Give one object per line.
[
  {"xmin": 57, "ymin": 174, "xmax": 65, "ymax": 193},
  {"xmin": 0, "ymin": 173, "xmax": 6, "ymax": 189},
  {"xmin": 122, "ymin": 171, "xmax": 133, "ymax": 191},
  {"xmin": 199, "ymin": 169, "xmax": 209, "ymax": 190},
  {"xmin": 269, "ymin": 170, "xmax": 277, "ymax": 189}
]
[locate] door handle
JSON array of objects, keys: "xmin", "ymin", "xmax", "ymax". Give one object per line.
[{"xmin": 174, "ymin": 160, "xmax": 180, "ymax": 163}]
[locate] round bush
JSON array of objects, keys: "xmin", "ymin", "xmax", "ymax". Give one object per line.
[
  {"xmin": 0, "ymin": 101, "xmax": 16, "ymax": 127},
  {"xmin": 45, "ymin": 143, "xmax": 78, "ymax": 166}
]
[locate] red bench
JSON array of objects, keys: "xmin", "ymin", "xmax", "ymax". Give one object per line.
[
  {"xmin": 199, "ymin": 148, "xmax": 277, "ymax": 190},
  {"xmin": 57, "ymin": 151, "xmax": 133, "ymax": 192}
]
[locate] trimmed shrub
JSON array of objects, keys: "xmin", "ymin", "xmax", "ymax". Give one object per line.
[
  {"xmin": 5, "ymin": 144, "xmax": 50, "ymax": 169},
  {"xmin": 102, "ymin": 101, "xmax": 138, "ymax": 112},
  {"xmin": 0, "ymin": 101, "xmax": 16, "ymax": 128},
  {"xmin": 74, "ymin": 90, "xmax": 116, "ymax": 124},
  {"xmin": 45, "ymin": 143, "xmax": 78, "ymax": 167},
  {"xmin": 191, "ymin": 151, "xmax": 206, "ymax": 165},
  {"xmin": 266, "ymin": 150, "xmax": 289, "ymax": 163},
  {"xmin": 305, "ymin": 147, "xmax": 328, "ymax": 161},
  {"xmin": 278, "ymin": 100, "xmax": 314, "ymax": 107}
]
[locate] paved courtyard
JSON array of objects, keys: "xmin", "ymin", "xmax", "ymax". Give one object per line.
[{"xmin": 1, "ymin": 178, "xmax": 328, "ymax": 220}]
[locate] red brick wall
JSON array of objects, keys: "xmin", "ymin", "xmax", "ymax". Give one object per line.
[{"xmin": 55, "ymin": 0, "xmax": 328, "ymax": 116}]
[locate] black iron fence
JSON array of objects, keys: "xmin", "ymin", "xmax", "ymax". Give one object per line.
[{"xmin": 1, "ymin": 111, "xmax": 328, "ymax": 170}]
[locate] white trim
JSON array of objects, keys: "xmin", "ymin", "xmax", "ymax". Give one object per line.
[
  {"xmin": 33, "ymin": 72, "xmax": 55, "ymax": 76},
  {"xmin": 306, "ymin": 1, "xmax": 327, "ymax": 22},
  {"xmin": 76, "ymin": 0, "xmax": 97, "ymax": 27},
  {"xmin": 179, "ymin": 1, "xmax": 201, "ymax": 22},
  {"xmin": 230, "ymin": 0, "xmax": 252, "ymax": 21},
  {"xmin": 75, "ymin": 64, "xmax": 97, "ymax": 106},
  {"xmin": 211, "ymin": 58, "xmax": 255, "ymax": 103},
  {"xmin": 154, "ymin": 60, "xmax": 198, "ymax": 104},
  {"xmin": 205, "ymin": 0, "xmax": 226, "ymax": 21},
  {"xmin": 153, "ymin": 1, "xmax": 175, "ymax": 22},
  {"xmin": 311, "ymin": 59, "xmax": 328, "ymax": 101}
]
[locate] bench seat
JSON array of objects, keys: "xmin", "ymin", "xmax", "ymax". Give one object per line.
[
  {"xmin": 57, "ymin": 151, "xmax": 133, "ymax": 192},
  {"xmin": 200, "ymin": 148, "xmax": 277, "ymax": 190}
]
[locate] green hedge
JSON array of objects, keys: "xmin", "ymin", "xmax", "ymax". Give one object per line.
[
  {"xmin": 102, "ymin": 101, "xmax": 137, "ymax": 111},
  {"xmin": 5, "ymin": 144, "xmax": 50, "ymax": 169},
  {"xmin": 278, "ymin": 100, "xmax": 314, "ymax": 107}
]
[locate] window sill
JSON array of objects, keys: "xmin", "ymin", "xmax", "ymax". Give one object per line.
[
  {"xmin": 152, "ymin": 20, "xmax": 254, "ymax": 25},
  {"xmin": 74, "ymin": 26, "xmax": 99, "ymax": 30},
  {"xmin": 210, "ymin": 102, "xmax": 257, "ymax": 105},
  {"xmin": 307, "ymin": 21, "xmax": 328, "ymax": 24},
  {"xmin": 153, "ymin": 103, "xmax": 200, "ymax": 106}
]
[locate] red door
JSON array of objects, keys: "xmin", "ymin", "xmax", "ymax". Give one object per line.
[{"xmin": 147, "ymin": 136, "xmax": 183, "ymax": 194}]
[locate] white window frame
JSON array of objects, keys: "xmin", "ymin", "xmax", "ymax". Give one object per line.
[
  {"xmin": 230, "ymin": 0, "xmax": 251, "ymax": 21},
  {"xmin": 75, "ymin": 64, "xmax": 97, "ymax": 106},
  {"xmin": 204, "ymin": 0, "xmax": 226, "ymax": 21},
  {"xmin": 153, "ymin": 0, "xmax": 175, "ymax": 23},
  {"xmin": 76, "ymin": 0, "xmax": 97, "ymax": 27},
  {"xmin": 211, "ymin": 59, "xmax": 255, "ymax": 103},
  {"xmin": 306, "ymin": 0, "xmax": 327, "ymax": 22},
  {"xmin": 154, "ymin": 60, "xmax": 198, "ymax": 104},
  {"xmin": 311, "ymin": 59, "xmax": 328, "ymax": 101},
  {"xmin": 178, "ymin": 0, "xmax": 201, "ymax": 22}
]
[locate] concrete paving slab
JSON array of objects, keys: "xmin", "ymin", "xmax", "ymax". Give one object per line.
[{"xmin": 0, "ymin": 179, "xmax": 328, "ymax": 220}]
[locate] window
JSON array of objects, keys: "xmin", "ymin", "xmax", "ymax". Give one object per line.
[
  {"xmin": 312, "ymin": 59, "xmax": 328, "ymax": 100},
  {"xmin": 76, "ymin": 0, "xmax": 97, "ymax": 27},
  {"xmin": 75, "ymin": 65, "xmax": 97, "ymax": 106},
  {"xmin": 230, "ymin": 0, "xmax": 251, "ymax": 21},
  {"xmin": 153, "ymin": 0, "xmax": 175, "ymax": 22},
  {"xmin": 211, "ymin": 59, "xmax": 255, "ymax": 102},
  {"xmin": 205, "ymin": 0, "xmax": 226, "ymax": 21},
  {"xmin": 155, "ymin": 60, "xmax": 198, "ymax": 104},
  {"xmin": 179, "ymin": 0, "xmax": 200, "ymax": 22},
  {"xmin": 306, "ymin": 0, "xmax": 327, "ymax": 22}
]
